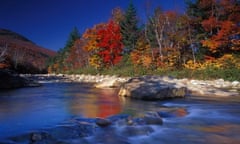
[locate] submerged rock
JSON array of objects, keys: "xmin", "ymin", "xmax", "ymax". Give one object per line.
[
  {"xmin": 143, "ymin": 112, "xmax": 163, "ymax": 125},
  {"xmin": 158, "ymin": 108, "xmax": 188, "ymax": 118},
  {"xmin": 118, "ymin": 76, "xmax": 187, "ymax": 100},
  {"xmin": 121, "ymin": 126, "xmax": 154, "ymax": 137}
]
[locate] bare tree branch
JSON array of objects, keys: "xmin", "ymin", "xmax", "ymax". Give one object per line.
[{"xmin": 0, "ymin": 44, "xmax": 8, "ymax": 62}]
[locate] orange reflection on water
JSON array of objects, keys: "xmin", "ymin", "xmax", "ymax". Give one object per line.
[{"xmin": 68, "ymin": 88, "xmax": 122, "ymax": 118}]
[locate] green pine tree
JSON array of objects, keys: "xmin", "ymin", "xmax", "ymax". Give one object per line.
[
  {"xmin": 120, "ymin": 1, "xmax": 139, "ymax": 54},
  {"xmin": 65, "ymin": 27, "xmax": 81, "ymax": 50},
  {"xmin": 49, "ymin": 27, "xmax": 81, "ymax": 72}
]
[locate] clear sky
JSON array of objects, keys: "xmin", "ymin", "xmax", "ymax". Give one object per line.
[{"xmin": 0, "ymin": 0, "xmax": 186, "ymax": 51}]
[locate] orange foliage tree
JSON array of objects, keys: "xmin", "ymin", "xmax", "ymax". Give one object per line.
[
  {"xmin": 131, "ymin": 33, "xmax": 152, "ymax": 68},
  {"xmin": 82, "ymin": 23, "xmax": 105, "ymax": 68},
  {"xmin": 200, "ymin": 0, "xmax": 240, "ymax": 54}
]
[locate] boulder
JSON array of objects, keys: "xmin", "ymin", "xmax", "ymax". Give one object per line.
[
  {"xmin": 94, "ymin": 76, "xmax": 129, "ymax": 88},
  {"xmin": 95, "ymin": 118, "xmax": 112, "ymax": 127},
  {"xmin": 0, "ymin": 69, "xmax": 41, "ymax": 89},
  {"xmin": 118, "ymin": 76, "xmax": 187, "ymax": 100},
  {"xmin": 94, "ymin": 78, "xmax": 119, "ymax": 88}
]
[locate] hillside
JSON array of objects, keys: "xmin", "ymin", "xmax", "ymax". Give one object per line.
[{"xmin": 0, "ymin": 28, "xmax": 56, "ymax": 73}]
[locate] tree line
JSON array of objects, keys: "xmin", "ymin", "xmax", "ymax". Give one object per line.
[{"xmin": 48, "ymin": 0, "xmax": 240, "ymax": 74}]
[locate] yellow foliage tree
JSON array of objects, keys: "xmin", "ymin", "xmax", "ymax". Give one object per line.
[
  {"xmin": 82, "ymin": 23, "xmax": 105, "ymax": 68},
  {"xmin": 130, "ymin": 35, "xmax": 152, "ymax": 68}
]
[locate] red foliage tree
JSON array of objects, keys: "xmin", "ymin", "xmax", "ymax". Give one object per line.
[
  {"xmin": 97, "ymin": 20, "xmax": 123, "ymax": 67},
  {"xmin": 201, "ymin": 0, "xmax": 240, "ymax": 54}
]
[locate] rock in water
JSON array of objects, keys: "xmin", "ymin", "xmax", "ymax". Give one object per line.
[
  {"xmin": 118, "ymin": 76, "xmax": 187, "ymax": 100},
  {"xmin": 96, "ymin": 118, "xmax": 112, "ymax": 127},
  {"xmin": 31, "ymin": 133, "xmax": 42, "ymax": 142},
  {"xmin": 143, "ymin": 112, "xmax": 163, "ymax": 125}
]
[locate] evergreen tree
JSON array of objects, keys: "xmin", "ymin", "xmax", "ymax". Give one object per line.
[
  {"xmin": 120, "ymin": 1, "xmax": 139, "ymax": 54},
  {"xmin": 49, "ymin": 27, "xmax": 81, "ymax": 72},
  {"xmin": 65, "ymin": 27, "xmax": 81, "ymax": 50}
]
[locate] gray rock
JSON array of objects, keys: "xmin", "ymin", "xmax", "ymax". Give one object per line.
[
  {"xmin": 143, "ymin": 116, "xmax": 163, "ymax": 125},
  {"xmin": 31, "ymin": 133, "xmax": 42, "ymax": 141},
  {"xmin": 143, "ymin": 112, "xmax": 163, "ymax": 125},
  {"xmin": 96, "ymin": 118, "xmax": 112, "ymax": 127},
  {"xmin": 118, "ymin": 77, "xmax": 187, "ymax": 100}
]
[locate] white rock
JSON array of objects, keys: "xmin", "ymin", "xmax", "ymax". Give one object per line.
[
  {"xmin": 232, "ymin": 81, "xmax": 239, "ymax": 87},
  {"xmin": 94, "ymin": 78, "xmax": 119, "ymax": 88}
]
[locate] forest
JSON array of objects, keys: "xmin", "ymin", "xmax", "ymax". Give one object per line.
[{"xmin": 48, "ymin": 0, "xmax": 240, "ymax": 80}]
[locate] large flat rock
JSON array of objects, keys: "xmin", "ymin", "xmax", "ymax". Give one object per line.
[{"xmin": 118, "ymin": 76, "xmax": 187, "ymax": 100}]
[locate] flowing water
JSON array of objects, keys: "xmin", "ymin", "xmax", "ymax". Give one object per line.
[{"xmin": 0, "ymin": 82, "xmax": 240, "ymax": 143}]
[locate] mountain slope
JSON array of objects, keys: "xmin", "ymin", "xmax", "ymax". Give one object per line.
[{"xmin": 0, "ymin": 28, "xmax": 56, "ymax": 73}]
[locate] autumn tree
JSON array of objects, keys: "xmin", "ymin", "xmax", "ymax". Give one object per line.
[
  {"xmin": 147, "ymin": 7, "xmax": 167, "ymax": 62},
  {"xmin": 12, "ymin": 45, "xmax": 26, "ymax": 69},
  {"xmin": 187, "ymin": 0, "xmax": 240, "ymax": 57},
  {"xmin": 65, "ymin": 39, "xmax": 89, "ymax": 70},
  {"xmin": 131, "ymin": 33, "xmax": 152, "ymax": 68},
  {"xmin": 50, "ymin": 27, "xmax": 81, "ymax": 72},
  {"xmin": 111, "ymin": 7, "xmax": 124, "ymax": 24},
  {"xmin": 120, "ymin": 1, "xmax": 139, "ymax": 53},
  {"xmin": 201, "ymin": 0, "xmax": 240, "ymax": 55},
  {"xmin": 0, "ymin": 43, "xmax": 7, "ymax": 63},
  {"xmin": 82, "ymin": 23, "xmax": 105, "ymax": 68},
  {"xmin": 97, "ymin": 20, "xmax": 123, "ymax": 67}
]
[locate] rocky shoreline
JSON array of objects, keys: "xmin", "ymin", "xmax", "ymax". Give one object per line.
[
  {"xmin": 21, "ymin": 74, "xmax": 240, "ymax": 97},
  {"xmin": 1, "ymin": 74, "xmax": 239, "ymax": 143}
]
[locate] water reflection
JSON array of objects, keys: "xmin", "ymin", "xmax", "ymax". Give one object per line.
[
  {"xmin": 66, "ymin": 87, "xmax": 122, "ymax": 118},
  {"xmin": 1, "ymin": 82, "xmax": 240, "ymax": 143},
  {"xmin": 0, "ymin": 83, "xmax": 124, "ymax": 139}
]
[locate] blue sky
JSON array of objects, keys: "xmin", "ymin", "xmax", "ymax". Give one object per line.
[{"xmin": 0, "ymin": 0, "xmax": 185, "ymax": 51}]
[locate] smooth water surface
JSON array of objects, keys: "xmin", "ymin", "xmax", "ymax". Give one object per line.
[
  {"xmin": 0, "ymin": 82, "xmax": 240, "ymax": 143},
  {"xmin": 0, "ymin": 83, "xmax": 124, "ymax": 139}
]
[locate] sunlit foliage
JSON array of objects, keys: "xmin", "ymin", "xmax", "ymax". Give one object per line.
[{"xmin": 48, "ymin": 0, "xmax": 240, "ymax": 76}]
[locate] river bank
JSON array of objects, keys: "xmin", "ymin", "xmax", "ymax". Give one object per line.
[
  {"xmin": 1, "ymin": 88, "xmax": 240, "ymax": 144},
  {"xmin": 1, "ymin": 75, "xmax": 240, "ymax": 143},
  {"xmin": 0, "ymin": 70, "xmax": 41, "ymax": 89},
  {"xmin": 21, "ymin": 74, "xmax": 240, "ymax": 97}
]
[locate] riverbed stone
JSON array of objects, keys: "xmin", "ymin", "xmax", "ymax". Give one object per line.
[
  {"xmin": 143, "ymin": 112, "xmax": 163, "ymax": 125},
  {"xmin": 232, "ymin": 81, "xmax": 240, "ymax": 87},
  {"xmin": 118, "ymin": 76, "xmax": 187, "ymax": 100},
  {"xmin": 96, "ymin": 118, "xmax": 112, "ymax": 127},
  {"xmin": 143, "ymin": 116, "xmax": 163, "ymax": 125},
  {"xmin": 94, "ymin": 78, "xmax": 119, "ymax": 88},
  {"xmin": 31, "ymin": 133, "xmax": 42, "ymax": 141},
  {"xmin": 20, "ymin": 74, "xmax": 240, "ymax": 97}
]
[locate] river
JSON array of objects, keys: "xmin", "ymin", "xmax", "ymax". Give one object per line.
[{"xmin": 0, "ymin": 82, "xmax": 240, "ymax": 143}]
